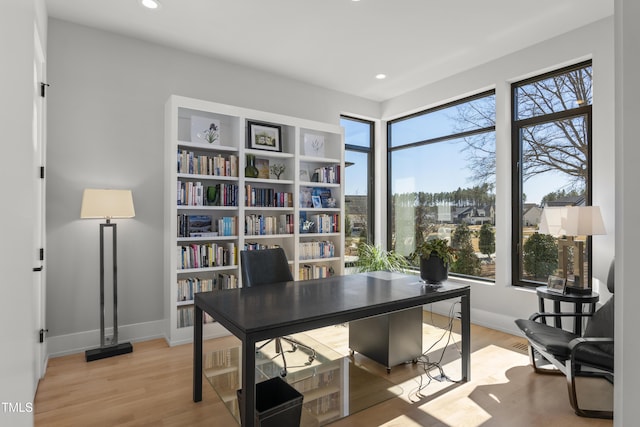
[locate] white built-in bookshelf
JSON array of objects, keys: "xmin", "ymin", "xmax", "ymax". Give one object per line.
[{"xmin": 164, "ymin": 95, "xmax": 345, "ymax": 345}]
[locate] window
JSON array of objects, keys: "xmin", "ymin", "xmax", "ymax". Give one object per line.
[
  {"xmin": 388, "ymin": 91, "xmax": 496, "ymax": 281},
  {"xmin": 512, "ymin": 61, "xmax": 593, "ymax": 287},
  {"xmin": 340, "ymin": 116, "xmax": 374, "ymax": 266}
]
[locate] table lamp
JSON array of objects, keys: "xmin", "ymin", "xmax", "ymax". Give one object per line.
[
  {"xmin": 539, "ymin": 205, "xmax": 606, "ymax": 294},
  {"xmin": 80, "ymin": 188, "xmax": 135, "ymax": 361}
]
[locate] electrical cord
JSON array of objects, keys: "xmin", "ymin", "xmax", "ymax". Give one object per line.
[{"xmin": 408, "ymin": 301, "xmax": 463, "ymax": 402}]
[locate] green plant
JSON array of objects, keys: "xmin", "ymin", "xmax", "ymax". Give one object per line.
[
  {"xmin": 408, "ymin": 238, "xmax": 457, "ymax": 267},
  {"xmin": 355, "ymin": 242, "xmax": 409, "ymax": 273},
  {"xmin": 523, "ymin": 232, "xmax": 558, "ymax": 279},
  {"xmin": 269, "ymin": 163, "xmax": 285, "ymax": 179}
]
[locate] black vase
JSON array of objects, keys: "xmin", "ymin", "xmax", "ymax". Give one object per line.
[{"xmin": 420, "ymin": 256, "xmax": 448, "ymax": 284}]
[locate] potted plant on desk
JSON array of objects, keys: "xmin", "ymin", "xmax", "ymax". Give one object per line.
[{"xmin": 408, "ymin": 238, "xmax": 456, "ymax": 284}]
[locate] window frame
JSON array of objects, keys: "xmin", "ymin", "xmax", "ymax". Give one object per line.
[
  {"xmin": 511, "ymin": 60, "xmax": 593, "ymax": 288},
  {"xmin": 386, "ymin": 90, "xmax": 496, "ymax": 282},
  {"xmin": 341, "ymin": 115, "xmax": 375, "ymax": 245}
]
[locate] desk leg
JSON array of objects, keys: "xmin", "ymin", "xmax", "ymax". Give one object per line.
[
  {"xmin": 193, "ymin": 304, "xmax": 203, "ymax": 402},
  {"xmin": 461, "ymin": 291, "xmax": 471, "ymax": 381},
  {"xmin": 241, "ymin": 338, "xmax": 256, "ymax": 427}
]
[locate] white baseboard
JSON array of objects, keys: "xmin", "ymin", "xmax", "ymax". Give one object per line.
[
  {"xmin": 47, "ymin": 319, "xmax": 166, "ymax": 358},
  {"xmin": 423, "ymin": 301, "xmax": 522, "ymax": 336}
]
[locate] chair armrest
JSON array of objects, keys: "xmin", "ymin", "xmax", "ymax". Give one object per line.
[
  {"xmin": 529, "ymin": 311, "xmax": 594, "ymax": 322},
  {"xmin": 568, "ymin": 337, "xmax": 614, "ymax": 352}
]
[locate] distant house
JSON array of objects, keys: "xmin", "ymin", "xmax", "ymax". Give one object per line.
[
  {"xmin": 523, "ymin": 205, "xmax": 543, "ymax": 226},
  {"xmin": 543, "ymin": 196, "xmax": 585, "ymax": 207}
]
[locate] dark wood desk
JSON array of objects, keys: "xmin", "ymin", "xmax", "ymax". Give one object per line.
[
  {"xmin": 536, "ymin": 286, "xmax": 599, "ymax": 336},
  {"xmin": 193, "ymin": 272, "xmax": 471, "ymax": 427}
]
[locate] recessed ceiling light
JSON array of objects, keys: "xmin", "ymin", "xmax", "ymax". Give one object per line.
[
  {"xmin": 141, "ymin": 0, "xmax": 160, "ymax": 9},
  {"xmin": 375, "ymin": 74, "xmax": 387, "ymax": 80}
]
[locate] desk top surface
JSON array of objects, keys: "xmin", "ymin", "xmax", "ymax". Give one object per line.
[{"xmin": 195, "ymin": 272, "xmax": 469, "ymax": 337}]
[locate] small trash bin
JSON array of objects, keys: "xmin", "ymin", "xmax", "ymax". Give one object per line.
[{"xmin": 237, "ymin": 376, "xmax": 303, "ymax": 427}]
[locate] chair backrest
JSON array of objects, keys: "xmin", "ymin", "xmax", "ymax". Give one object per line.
[
  {"xmin": 583, "ymin": 259, "xmax": 614, "ymax": 353},
  {"xmin": 240, "ymin": 248, "xmax": 293, "ymax": 288}
]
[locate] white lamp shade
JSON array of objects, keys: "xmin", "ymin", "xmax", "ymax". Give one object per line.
[
  {"xmin": 80, "ymin": 189, "xmax": 135, "ymax": 219},
  {"xmin": 538, "ymin": 207, "xmax": 568, "ymax": 236},
  {"xmin": 564, "ymin": 206, "xmax": 606, "ymax": 236}
]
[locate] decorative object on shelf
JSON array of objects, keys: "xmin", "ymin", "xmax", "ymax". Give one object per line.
[
  {"xmin": 304, "ymin": 133, "xmax": 325, "ymax": 157},
  {"xmin": 299, "ymin": 169, "xmax": 310, "ymax": 182},
  {"xmin": 80, "ymin": 188, "xmax": 136, "ymax": 361},
  {"xmin": 408, "ymin": 238, "xmax": 456, "ymax": 284},
  {"xmin": 245, "ymin": 154, "xmax": 259, "ymax": 178},
  {"xmin": 248, "ymin": 120, "xmax": 282, "ymax": 152},
  {"xmin": 301, "ymin": 220, "xmax": 315, "ymax": 233},
  {"xmin": 191, "ymin": 116, "xmax": 220, "ymax": 144},
  {"xmin": 326, "ymin": 197, "xmax": 337, "ymax": 208},
  {"xmin": 255, "ymin": 158, "xmax": 270, "ymax": 179},
  {"xmin": 312, "ymin": 195, "xmax": 322, "ymax": 209},
  {"xmin": 354, "ymin": 242, "xmax": 409, "ymax": 273},
  {"xmin": 270, "ymin": 163, "xmax": 285, "ymax": 179},
  {"xmin": 538, "ymin": 205, "xmax": 606, "ymax": 294}
]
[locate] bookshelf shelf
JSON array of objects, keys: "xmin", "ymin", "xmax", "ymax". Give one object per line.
[{"xmin": 165, "ymin": 95, "xmax": 344, "ymax": 345}]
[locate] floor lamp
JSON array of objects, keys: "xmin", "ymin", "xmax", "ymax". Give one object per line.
[{"xmin": 81, "ymin": 188, "xmax": 136, "ymax": 361}]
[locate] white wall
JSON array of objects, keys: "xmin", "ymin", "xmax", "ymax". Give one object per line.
[
  {"xmin": 615, "ymin": 0, "xmax": 640, "ymax": 424},
  {"xmin": 379, "ymin": 17, "xmax": 616, "ymax": 334},
  {"xmin": 0, "ymin": 0, "xmax": 46, "ymax": 425},
  {"xmin": 45, "ymin": 19, "xmax": 380, "ymax": 355}
]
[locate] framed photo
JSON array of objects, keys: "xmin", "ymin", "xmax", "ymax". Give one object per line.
[
  {"xmin": 311, "ymin": 195, "xmax": 322, "ymax": 209},
  {"xmin": 248, "ymin": 121, "xmax": 281, "ymax": 152},
  {"xmin": 299, "ymin": 169, "xmax": 310, "ymax": 182},
  {"xmin": 547, "ymin": 275, "xmax": 567, "ymax": 294},
  {"xmin": 191, "ymin": 116, "xmax": 221, "ymax": 144}
]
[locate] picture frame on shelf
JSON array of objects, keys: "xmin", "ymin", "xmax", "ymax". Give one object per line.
[
  {"xmin": 304, "ymin": 133, "xmax": 325, "ymax": 157},
  {"xmin": 547, "ymin": 275, "xmax": 567, "ymax": 294},
  {"xmin": 299, "ymin": 169, "xmax": 310, "ymax": 182},
  {"xmin": 312, "ymin": 195, "xmax": 322, "ymax": 209},
  {"xmin": 191, "ymin": 116, "xmax": 220, "ymax": 144},
  {"xmin": 248, "ymin": 121, "xmax": 281, "ymax": 152}
]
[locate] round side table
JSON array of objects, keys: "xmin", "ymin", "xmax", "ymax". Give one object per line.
[{"xmin": 535, "ymin": 286, "xmax": 599, "ymax": 336}]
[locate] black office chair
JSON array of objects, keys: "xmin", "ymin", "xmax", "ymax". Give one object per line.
[
  {"xmin": 515, "ymin": 260, "xmax": 614, "ymax": 419},
  {"xmin": 240, "ymin": 248, "xmax": 316, "ymax": 377}
]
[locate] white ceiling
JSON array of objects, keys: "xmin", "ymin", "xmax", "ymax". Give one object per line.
[{"xmin": 45, "ymin": 0, "xmax": 613, "ymax": 102}]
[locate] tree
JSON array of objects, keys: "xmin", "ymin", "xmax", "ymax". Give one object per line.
[
  {"xmin": 450, "ymin": 223, "xmax": 481, "ymax": 276},
  {"xmin": 478, "ymin": 223, "xmax": 495, "ymax": 257},
  {"xmin": 454, "ymin": 66, "xmax": 591, "ymax": 189},
  {"xmin": 522, "ymin": 233, "xmax": 558, "ymax": 280}
]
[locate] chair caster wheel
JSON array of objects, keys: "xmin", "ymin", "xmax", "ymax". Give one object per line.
[
  {"xmin": 280, "ymin": 370, "xmax": 287, "ymax": 377},
  {"xmin": 386, "ymin": 367, "xmax": 391, "ymax": 374}
]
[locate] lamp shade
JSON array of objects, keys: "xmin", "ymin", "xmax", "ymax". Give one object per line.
[
  {"xmin": 80, "ymin": 189, "xmax": 135, "ymax": 219},
  {"xmin": 564, "ymin": 206, "xmax": 606, "ymax": 236},
  {"xmin": 538, "ymin": 207, "xmax": 568, "ymax": 236}
]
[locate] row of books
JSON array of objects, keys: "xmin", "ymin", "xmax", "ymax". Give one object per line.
[
  {"xmin": 299, "ymin": 264, "xmax": 334, "ymax": 280},
  {"xmin": 299, "ymin": 240, "xmax": 336, "ymax": 260},
  {"xmin": 300, "ymin": 213, "xmax": 340, "ymax": 233},
  {"xmin": 245, "ymin": 185, "xmax": 293, "ymax": 207},
  {"xmin": 177, "ymin": 215, "xmax": 238, "ymax": 237},
  {"xmin": 312, "ymin": 164, "xmax": 340, "ymax": 184},
  {"xmin": 177, "ymin": 181, "xmax": 239, "ymax": 206},
  {"xmin": 176, "ymin": 273, "xmax": 238, "ymax": 302},
  {"xmin": 177, "ymin": 242, "xmax": 237, "ymax": 269},
  {"xmin": 177, "ymin": 150, "xmax": 238, "ymax": 177},
  {"xmin": 243, "ymin": 242, "xmax": 283, "ymax": 252},
  {"xmin": 177, "ymin": 305, "xmax": 215, "ymax": 328},
  {"xmin": 245, "ymin": 214, "xmax": 295, "ymax": 236}
]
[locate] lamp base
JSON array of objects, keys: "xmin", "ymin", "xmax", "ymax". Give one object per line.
[{"xmin": 85, "ymin": 342, "xmax": 133, "ymax": 362}]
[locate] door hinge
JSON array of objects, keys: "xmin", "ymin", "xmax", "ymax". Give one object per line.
[
  {"xmin": 40, "ymin": 248, "xmax": 44, "ymax": 261},
  {"xmin": 40, "ymin": 166, "xmax": 45, "ymax": 179},
  {"xmin": 39, "ymin": 328, "xmax": 48, "ymax": 343},
  {"xmin": 40, "ymin": 82, "xmax": 49, "ymax": 98}
]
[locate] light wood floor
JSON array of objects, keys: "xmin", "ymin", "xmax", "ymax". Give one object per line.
[{"xmin": 34, "ymin": 312, "xmax": 613, "ymax": 426}]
